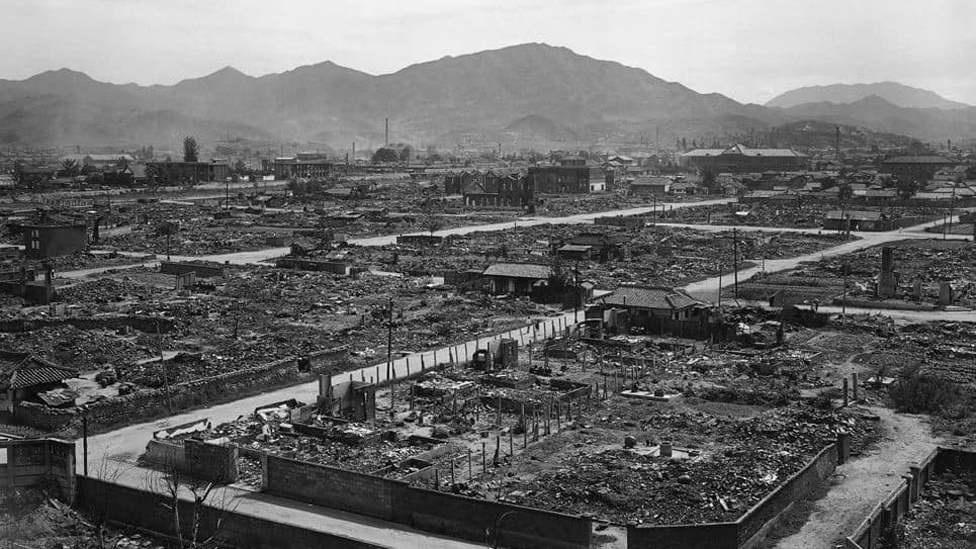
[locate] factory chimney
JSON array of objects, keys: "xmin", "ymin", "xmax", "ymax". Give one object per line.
[
  {"xmin": 834, "ymin": 126, "xmax": 841, "ymax": 158},
  {"xmin": 385, "ymin": 119, "xmax": 389, "ymax": 147}
]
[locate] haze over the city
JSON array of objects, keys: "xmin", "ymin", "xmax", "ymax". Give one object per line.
[{"xmin": 3, "ymin": 0, "xmax": 975, "ymax": 105}]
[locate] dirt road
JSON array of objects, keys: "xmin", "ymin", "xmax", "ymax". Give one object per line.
[{"xmin": 772, "ymin": 407, "xmax": 940, "ymax": 548}]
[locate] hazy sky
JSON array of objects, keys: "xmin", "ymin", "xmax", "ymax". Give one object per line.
[{"xmin": 3, "ymin": 0, "xmax": 975, "ymax": 105}]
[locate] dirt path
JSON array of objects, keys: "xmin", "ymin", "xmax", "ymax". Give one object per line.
[{"xmin": 772, "ymin": 406, "xmax": 939, "ymax": 548}]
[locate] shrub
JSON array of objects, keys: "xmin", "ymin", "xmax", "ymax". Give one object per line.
[{"xmin": 889, "ymin": 367, "xmax": 963, "ymax": 414}]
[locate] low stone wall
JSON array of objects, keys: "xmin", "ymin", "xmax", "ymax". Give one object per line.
[{"xmin": 629, "ymin": 440, "xmax": 846, "ymax": 549}]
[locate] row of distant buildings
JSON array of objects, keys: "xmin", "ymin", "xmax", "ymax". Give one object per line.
[{"xmin": 443, "ymin": 156, "xmax": 614, "ymax": 207}]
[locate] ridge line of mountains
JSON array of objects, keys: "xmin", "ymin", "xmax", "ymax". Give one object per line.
[{"xmin": 1, "ymin": 43, "xmax": 974, "ymax": 150}]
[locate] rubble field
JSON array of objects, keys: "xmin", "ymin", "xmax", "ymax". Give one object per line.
[
  {"xmin": 182, "ymin": 319, "xmax": 884, "ymax": 528},
  {"xmin": 652, "ymin": 201, "xmax": 945, "ymax": 230},
  {"xmin": 738, "ymin": 239, "xmax": 976, "ymax": 308},
  {"xmin": 893, "ymin": 465, "xmax": 976, "ymax": 549},
  {"xmin": 316, "ymin": 223, "xmax": 852, "ymax": 290},
  {"xmin": 1, "ymin": 264, "xmax": 549, "ymax": 408},
  {"xmin": 0, "ymin": 489, "xmax": 165, "ymax": 549}
]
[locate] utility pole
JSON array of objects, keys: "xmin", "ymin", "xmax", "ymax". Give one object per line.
[
  {"xmin": 842, "ymin": 262, "xmax": 849, "ymax": 317},
  {"xmin": 574, "ymin": 263, "xmax": 581, "ymax": 324},
  {"xmin": 386, "ymin": 298, "xmax": 394, "ymax": 384},
  {"xmin": 157, "ymin": 321, "xmax": 172, "ymax": 413},
  {"xmin": 717, "ymin": 261, "xmax": 723, "ymax": 307},
  {"xmin": 732, "ymin": 228, "xmax": 739, "ymax": 300}
]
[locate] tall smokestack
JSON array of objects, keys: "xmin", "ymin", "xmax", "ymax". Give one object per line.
[
  {"xmin": 835, "ymin": 126, "xmax": 841, "ymax": 158},
  {"xmin": 385, "ymin": 119, "xmax": 389, "ymax": 147},
  {"xmin": 948, "ymin": 139, "xmax": 952, "ymax": 151}
]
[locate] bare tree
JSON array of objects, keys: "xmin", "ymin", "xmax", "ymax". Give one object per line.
[{"xmin": 143, "ymin": 457, "xmax": 237, "ymax": 549}]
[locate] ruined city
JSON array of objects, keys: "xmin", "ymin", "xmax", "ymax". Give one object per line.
[{"xmin": 3, "ymin": 2, "xmax": 976, "ymax": 549}]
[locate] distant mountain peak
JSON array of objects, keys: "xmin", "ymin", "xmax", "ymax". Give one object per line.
[{"xmin": 767, "ymin": 81, "xmax": 970, "ymax": 110}]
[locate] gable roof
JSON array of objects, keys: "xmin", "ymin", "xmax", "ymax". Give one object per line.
[
  {"xmin": 0, "ymin": 351, "xmax": 77, "ymax": 389},
  {"xmin": 602, "ymin": 285, "xmax": 702, "ymax": 310},
  {"xmin": 482, "ymin": 263, "xmax": 552, "ymax": 279}
]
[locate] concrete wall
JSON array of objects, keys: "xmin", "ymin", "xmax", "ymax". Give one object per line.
[
  {"xmin": 143, "ymin": 440, "xmax": 185, "ymax": 469},
  {"xmin": 629, "ymin": 522, "xmax": 739, "ymax": 549},
  {"xmin": 76, "ymin": 477, "xmax": 383, "ymax": 549},
  {"xmin": 143, "ymin": 439, "xmax": 238, "ymax": 483},
  {"xmin": 275, "ymin": 258, "xmax": 352, "ymax": 275},
  {"xmin": 264, "ymin": 454, "xmax": 402, "ymax": 521},
  {"xmin": 0, "ymin": 438, "xmax": 75, "ymax": 502},
  {"xmin": 262, "ymin": 452, "xmax": 591, "ymax": 549},
  {"xmin": 400, "ymin": 487, "xmax": 591, "ymax": 549},
  {"xmin": 184, "ymin": 439, "xmax": 239, "ymax": 483},
  {"xmin": 737, "ymin": 442, "xmax": 840, "ymax": 547},
  {"xmin": 845, "ymin": 447, "xmax": 974, "ymax": 549},
  {"xmin": 160, "ymin": 261, "xmax": 224, "ymax": 278}
]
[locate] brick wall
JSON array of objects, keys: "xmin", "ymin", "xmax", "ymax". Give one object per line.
[
  {"xmin": 76, "ymin": 477, "xmax": 383, "ymax": 549},
  {"xmin": 262, "ymin": 452, "xmax": 591, "ymax": 549},
  {"xmin": 400, "ymin": 486, "xmax": 591, "ymax": 549},
  {"xmin": 264, "ymin": 454, "xmax": 402, "ymax": 521}
]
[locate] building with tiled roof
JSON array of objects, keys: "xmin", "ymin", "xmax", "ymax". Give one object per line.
[{"xmin": 0, "ymin": 351, "xmax": 78, "ymax": 413}]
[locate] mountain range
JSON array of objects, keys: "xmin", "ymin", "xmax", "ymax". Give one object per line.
[
  {"xmin": 766, "ymin": 82, "xmax": 970, "ymax": 110},
  {"xmin": 1, "ymin": 43, "xmax": 975, "ymax": 151}
]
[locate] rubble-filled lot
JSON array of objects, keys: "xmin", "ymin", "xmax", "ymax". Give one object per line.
[
  {"xmin": 1, "ymin": 264, "xmax": 549, "ymax": 406},
  {"xmin": 316, "ymin": 223, "xmax": 851, "ymax": 290},
  {"xmin": 653, "ymin": 201, "xmax": 945, "ymax": 229},
  {"xmin": 497, "ymin": 403, "xmax": 865, "ymax": 525},
  {"xmin": 0, "ymin": 489, "xmax": 165, "ymax": 549},
  {"xmin": 183, "ymin": 318, "xmax": 882, "ymax": 528},
  {"xmin": 894, "ymin": 465, "xmax": 976, "ymax": 549},
  {"xmin": 739, "ymin": 239, "xmax": 976, "ymax": 307}
]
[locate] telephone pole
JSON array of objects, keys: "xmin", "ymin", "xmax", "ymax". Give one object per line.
[
  {"xmin": 386, "ymin": 298, "xmax": 394, "ymax": 382},
  {"xmin": 732, "ymin": 228, "xmax": 739, "ymax": 300}
]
